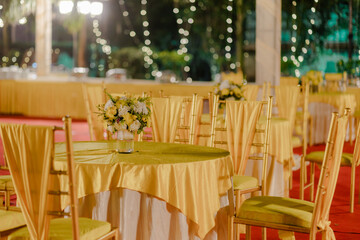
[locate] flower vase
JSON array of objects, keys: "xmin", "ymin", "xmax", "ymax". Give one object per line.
[{"xmin": 115, "ymin": 130, "xmax": 134, "ymax": 153}]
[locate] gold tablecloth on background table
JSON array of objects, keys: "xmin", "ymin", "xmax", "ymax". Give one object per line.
[
  {"xmin": 309, "ymin": 92, "xmax": 356, "ymax": 144},
  {"xmin": 0, "ymin": 79, "xmax": 215, "ymax": 119},
  {"xmin": 309, "ymin": 92, "xmax": 356, "ymax": 114},
  {"xmin": 54, "ymin": 141, "xmax": 233, "ymax": 239}
]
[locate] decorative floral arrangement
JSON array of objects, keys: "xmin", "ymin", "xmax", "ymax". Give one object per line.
[
  {"xmin": 214, "ymin": 79, "xmax": 245, "ymax": 101},
  {"xmin": 97, "ymin": 92, "xmax": 151, "ymax": 136},
  {"xmin": 302, "ymin": 70, "xmax": 323, "ymax": 86}
]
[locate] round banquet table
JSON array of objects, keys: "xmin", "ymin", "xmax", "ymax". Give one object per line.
[{"xmin": 54, "ymin": 141, "xmax": 233, "ymax": 240}]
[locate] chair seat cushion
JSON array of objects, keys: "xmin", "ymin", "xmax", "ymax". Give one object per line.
[
  {"xmin": 0, "ymin": 210, "xmax": 26, "ymax": 232},
  {"xmin": 305, "ymin": 151, "xmax": 353, "ymax": 166},
  {"xmin": 237, "ymin": 196, "xmax": 314, "ymax": 229},
  {"xmin": 0, "ymin": 175, "xmax": 14, "ymax": 190},
  {"xmin": 233, "ymin": 175, "xmax": 258, "ymax": 190},
  {"xmin": 8, "ymin": 217, "xmax": 111, "ymax": 240}
]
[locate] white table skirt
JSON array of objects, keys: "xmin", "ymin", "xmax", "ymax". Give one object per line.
[{"xmin": 75, "ymin": 189, "xmax": 229, "ymax": 240}]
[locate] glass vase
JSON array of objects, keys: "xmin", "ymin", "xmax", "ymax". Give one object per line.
[{"xmin": 115, "ymin": 130, "xmax": 134, "ymax": 153}]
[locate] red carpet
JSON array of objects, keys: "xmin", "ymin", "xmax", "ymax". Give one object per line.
[{"xmin": 1, "ymin": 115, "xmax": 360, "ymax": 239}]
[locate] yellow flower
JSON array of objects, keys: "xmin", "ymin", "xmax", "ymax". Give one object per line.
[
  {"xmin": 233, "ymin": 87, "xmax": 242, "ymax": 97},
  {"xmin": 123, "ymin": 113, "xmax": 134, "ymax": 126},
  {"xmin": 221, "ymin": 89, "xmax": 229, "ymax": 96},
  {"xmin": 115, "ymin": 100, "xmax": 126, "ymax": 108},
  {"xmin": 105, "ymin": 106, "xmax": 117, "ymax": 119}
]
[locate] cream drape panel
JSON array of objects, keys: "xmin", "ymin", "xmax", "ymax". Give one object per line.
[
  {"xmin": 242, "ymin": 85, "xmax": 260, "ymax": 101},
  {"xmin": 310, "ymin": 114, "xmax": 348, "ymax": 240},
  {"xmin": 0, "ymin": 124, "xmax": 54, "ymax": 240},
  {"xmin": 82, "ymin": 84, "xmax": 105, "ymax": 141},
  {"xmin": 226, "ymin": 101, "xmax": 263, "ymax": 175},
  {"xmin": 275, "ymin": 86, "xmax": 299, "ymax": 131},
  {"xmin": 151, "ymin": 97, "xmax": 183, "ymax": 143}
]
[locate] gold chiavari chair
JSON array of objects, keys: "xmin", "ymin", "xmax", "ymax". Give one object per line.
[
  {"xmin": 1, "ymin": 117, "xmax": 118, "ymax": 240},
  {"xmin": 82, "ymin": 82, "xmax": 107, "ymax": 141},
  {"xmin": 195, "ymin": 92, "xmax": 215, "ymax": 146},
  {"xmin": 150, "ymin": 94, "xmax": 198, "ymax": 144},
  {"xmin": 210, "ymin": 96, "xmax": 273, "ymax": 239},
  {"xmin": 228, "ymin": 110, "xmax": 349, "ymax": 240},
  {"xmin": 301, "ymin": 108, "xmax": 359, "ymax": 212}
]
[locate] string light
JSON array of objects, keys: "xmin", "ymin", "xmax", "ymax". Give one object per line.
[
  {"xmin": 118, "ymin": 0, "xmax": 141, "ymax": 45},
  {"xmin": 92, "ymin": 19, "xmax": 112, "ymax": 56},
  {"xmin": 225, "ymin": 0, "xmax": 235, "ymax": 69},
  {"xmin": 140, "ymin": 0, "xmax": 158, "ymax": 78},
  {"xmin": 173, "ymin": 0, "xmax": 197, "ymax": 81}
]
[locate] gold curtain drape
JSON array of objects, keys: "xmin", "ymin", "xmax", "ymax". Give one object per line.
[
  {"xmin": 0, "ymin": 124, "xmax": 54, "ymax": 240},
  {"xmin": 275, "ymin": 86, "xmax": 299, "ymax": 131}
]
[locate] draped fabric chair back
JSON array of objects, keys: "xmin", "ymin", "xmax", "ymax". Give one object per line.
[
  {"xmin": 150, "ymin": 96, "xmax": 183, "ymax": 143},
  {"xmin": 225, "ymin": 101, "xmax": 264, "ymax": 175},
  {"xmin": 82, "ymin": 83, "xmax": 106, "ymax": 141},
  {"xmin": 280, "ymin": 76, "xmax": 299, "ymax": 86},
  {"xmin": 242, "ymin": 85, "xmax": 260, "ymax": 101},
  {"xmin": 310, "ymin": 111, "xmax": 348, "ymax": 239},
  {"xmin": 175, "ymin": 94, "xmax": 201, "ymax": 145},
  {"xmin": 0, "ymin": 124, "xmax": 55, "ymax": 240},
  {"xmin": 275, "ymin": 85, "xmax": 300, "ymax": 132}
]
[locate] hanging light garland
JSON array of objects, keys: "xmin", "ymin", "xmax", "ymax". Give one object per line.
[
  {"xmin": 225, "ymin": 0, "xmax": 235, "ymax": 70},
  {"xmin": 173, "ymin": 0, "xmax": 196, "ymax": 82},
  {"xmin": 118, "ymin": 0, "xmax": 141, "ymax": 45},
  {"xmin": 140, "ymin": 0, "xmax": 158, "ymax": 78}
]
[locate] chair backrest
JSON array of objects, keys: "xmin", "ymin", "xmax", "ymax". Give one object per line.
[
  {"xmin": 82, "ymin": 83, "xmax": 106, "ymax": 141},
  {"xmin": 0, "ymin": 117, "xmax": 79, "ymax": 239},
  {"xmin": 174, "ymin": 94, "xmax": 200, "ymax": 145},
  {"xmin": 275, "ymin": 85, "xmax": 300, "ymax": 132},
  {"xmin": 310, "ymin": 110, "xmax": 349, "ymax": 238},
  {"xmin": 150, "ymin": 96, "xmax": 185, "ymax": 143},
  {"xmin": 210, "ymin": 97, "xmax": 273, "ymax": 180},
  {"xmin": 280, "ymin": 76, "xmax": 299, "ymax": 86},
  {"xmin": 242, "ymin": 85, "xmax": 260, "ymax": 101}
]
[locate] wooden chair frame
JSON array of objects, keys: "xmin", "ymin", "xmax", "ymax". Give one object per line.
[
  {"xmin": 49, "ymin": 116, "xmax": 119, "ymax": 239},
  {"xmin": 301, "ymin": 108, "xmax": 360, "ymax": 212},
  {"xmin": 228, "ymin": 110, "xmax": 349, "ymax": 240}
]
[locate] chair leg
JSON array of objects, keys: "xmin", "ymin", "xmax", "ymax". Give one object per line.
[
  {"xmin": 351, "ymin": 164, "xmax": 355, "ymax": 213},
  {"xmin": 310, "ymin": 162, "xmax": 315, "ymax": 202},
  {"xmin": 300, "ymin": 156, "xmax": 305, "ymax": 199},
  {"xmin": 309, "ymin": 116, "xmax": 313, "ymax": 146},
  {"xmin": 228, "ymin": 215, "xmax": 234, "ymax": 240},
  {"xmin": 245, "ymin": 225, "xmax": 251, "ymax": 240},
  {"xmin": 349, "ymin": 116, "xmax": 354, "ymax": 145},
  {"xmin": 261, "ymin": 227, "xmax": 267, "ymax": 240}
]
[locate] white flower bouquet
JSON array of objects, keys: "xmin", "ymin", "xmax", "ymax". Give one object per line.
[{"xmin": 97, "ymin": 92, "xmax": 151, "ymax": 137}]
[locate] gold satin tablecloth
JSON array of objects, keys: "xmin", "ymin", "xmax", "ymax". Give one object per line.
[
  {"xmin": 309, "ymin": 92, "xmax": 356, "ymax": 144},
  {"xmin": 54, "ymin": 141, "xmax": 233, "ymax": 239}
]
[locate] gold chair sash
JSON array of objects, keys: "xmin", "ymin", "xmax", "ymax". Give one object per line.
[
  {"xmin": 275, "ymin": 86, "xmax": 299, "ymax": 131},
  {"xmin": 0, "ymin": 124, "xmax": 54, "ymax": 240},
  {"xmin": 242, "ymin": 85, "xmax": 260, "ymax": 101},
  {"xmin": 225, "ymin": 101, "xmax": 263, "ymax": 175},
  {"xmin": 82, "ymin": 84, "xmax": 106, "ymax": 141},
  {"xmin": 151, "ymin": 96, "xmax": 183, "ymax": 143}
]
